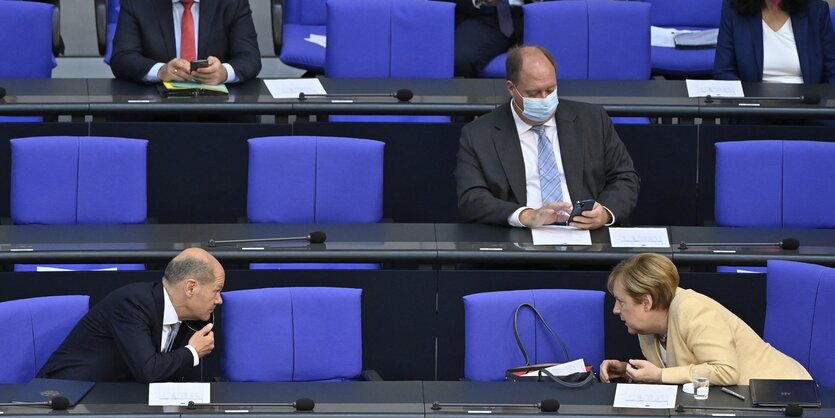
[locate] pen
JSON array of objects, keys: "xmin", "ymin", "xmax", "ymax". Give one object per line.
[{"xmin": 721, "ymin": 387, "xmax": 746, "ymax": 401}]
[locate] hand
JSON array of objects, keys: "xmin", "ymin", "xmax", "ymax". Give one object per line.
[
  {"xmin": 158, "ymin": 58, "xmax": 191, "ymax": 82},
  {"xmin": 187, "ymin": 323, "xmax": 215, "ymax": 358},
  {"xmin": 599, "ymin": 359, "xmax": 628, "ymax": 383},
  {"xmin": 519, "ymin": 201, "xmax": 572, "ymax": 228},
  {"xmin": 189, "ymin": 56, "xmax": 228, "ymax": 85},
  {"xmin": 624, "ymin": 359, "xmax": 662, "ymax": 383},
  {"xmin": 569, "ymin": 201, "xmax": 612, "ymax": 230}
]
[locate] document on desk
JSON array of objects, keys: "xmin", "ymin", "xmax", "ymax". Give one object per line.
[
  {"xmin": 613, "ymin": 383, "xmax": 678, "ymax": 409},
  {"xmin": 148, "ymin": 382, "xmax": 210, "ymax": 406},
  {"xmin": 686, "ymin": 79, "xmax": 744, "ymax": 98},
  {"xmin": 264, "ymin": 78, "xmax": 327, "ymax": 99},
  {"xmin": 609, "ymin": 227, "xmax": 670, "ymax": 248},
  {"xmin": 519, "ymin": 358, "xmax": 587, "ymax": 377},
  {"xmin": 531, "ymin": 226, "xmax": 592, "ymax": 246}
]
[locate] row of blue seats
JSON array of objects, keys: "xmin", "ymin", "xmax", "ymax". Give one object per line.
[
  {"xmin": 2, "ymin": 259, "xmax": 834, "ymax": 384},
  {"xmin": 1, "ymin": 0, "xmax": 720, "ymax": 80}
]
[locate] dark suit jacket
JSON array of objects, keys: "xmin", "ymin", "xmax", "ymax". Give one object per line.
[
  {"xmin": 713, "ymin": 0, "xmax": 835, "ymax": 83},
  {"xmin": 454, "ymin": 100, "xmax": 640, "ymax": 226},
  {"xmin": 38, "ymin": 281, "xmax": 198, "ymax": 383},
  {"xmin": 110, "ymin": 0, "xmax": 261, "ymax": 83}
]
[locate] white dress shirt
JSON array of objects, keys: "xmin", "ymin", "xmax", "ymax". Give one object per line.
[
  {"xmin": 762, "ymin": 18, "xmax": 803, "ymax": 84},
  {"xmin": 162, "ymin": 287, "xmax": 199, "ymax": 366}
]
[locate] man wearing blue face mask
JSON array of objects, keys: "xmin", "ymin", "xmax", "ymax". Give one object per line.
[{"xmin": 454, "ymin": 45, "xmax": 640, "ymax": 229}]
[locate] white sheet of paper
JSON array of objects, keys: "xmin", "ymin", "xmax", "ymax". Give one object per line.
[
  {"xmin": 531, "ymin": 226, "xmax": 592, "ymax": 246},
  {"xmin": 263, "ymin": 78, "xmax": 327, "ymax": 99},
  {"xmin": 304, "ymin": 34, "xmax": 327, "ymax": 48},
  {"xmin": 613, "ymin": 383, "xmax": 678, "ymax": 409},
  {"xmin": 36, "ymin": 266, "xmax": 118, "ymax": 272},
  {"xmin": 521, "ymin": 358, "xmax": 586, "ymax": 377},
  {"xmin": 609, "ymin": 227, "xmax": 670, "ymax": 248},
  {"xmin": 148, "ymin": 382, "xmax": 210, "ymax": 406},
  {"xmin": 650, "ymin": 26, "xmax": 696, "ymax": 47},
  {"xmin": 686, "ymin": 79, "xmax": 744, "ymax": 98}
]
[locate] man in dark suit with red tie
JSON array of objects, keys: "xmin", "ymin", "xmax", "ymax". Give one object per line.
[
  {"xmin": 38, "ymin": 248, "xmax": 225, "ymax": 383},
  {"xmin": 110, "ymin": 0, "xmax": 261, "ymax": 85}
]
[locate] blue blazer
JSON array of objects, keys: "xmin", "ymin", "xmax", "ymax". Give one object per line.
[
  {"xmin": 110, "ymin": 0, "xmax": 261, "ymax": 83},
  {"xmin": 713, "ymin": 0, "xmax": 835, "ymax": 83},
  {"xmin": 38, "ymin": 281, "xmax": 198, "ymax": 383}
]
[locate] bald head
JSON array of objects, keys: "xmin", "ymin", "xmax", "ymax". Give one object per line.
[
  {"xmin": 163, "ymin": 248, "xmax": 222, "ymax": 285},
  {"xmin": 506, "ymin": 45, "xmax": 558, "ymax": 86}
]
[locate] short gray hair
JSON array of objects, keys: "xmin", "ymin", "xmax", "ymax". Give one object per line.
[{"xmin": 163, "ymin": 255, "xmax": 215, "ymax": 284}]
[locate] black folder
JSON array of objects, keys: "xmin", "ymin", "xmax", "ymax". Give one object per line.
[
  {"xmin": 749, "ymin": 379, "xmax": 820, "ymax": 407},
  {"xmin": 12, "ymin": 378, "xmax": 95, "ymax": 406}
]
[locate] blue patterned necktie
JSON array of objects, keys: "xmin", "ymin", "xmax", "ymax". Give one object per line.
[
  {"xmin": 163, "ymin": 322, "xmax": 180, "ymax": 352},
  {"xmin": 531, "ymin": 125, "xmax": 563, "ymax": 205},
  {"xmin": 496, "ymin": 0, "xmax": 514, "ymax": 38}
]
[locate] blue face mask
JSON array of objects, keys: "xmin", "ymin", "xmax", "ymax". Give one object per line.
[{"xmin": 514, "ymin": 87, "xmax": 559, "ymax": 123}]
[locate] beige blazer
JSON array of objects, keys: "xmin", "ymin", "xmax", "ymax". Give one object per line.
[{"xmin": 638, "ymin": 288, "xmax": 812, "ymax": 385}]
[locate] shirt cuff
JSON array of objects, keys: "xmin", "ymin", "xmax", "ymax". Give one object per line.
[
  {"xmin": 222, "ymin": 63, "xmax": 239, "ymax": 83},
  {"xmin": 508, "ymin": 207, "xmax": 529, "ymax": 228},
  {"xmin": 144, "ymin": 63, "xmax": 165, "ymax": 83},
  {"xmin": 602, "ymin": 205, "xmax": 616, "ymax": 226},
  {"xmin": 185, "ymin": 345, "xmax": 200, "ymax": 367}
]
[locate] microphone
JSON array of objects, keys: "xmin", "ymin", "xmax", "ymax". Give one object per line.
[
  {"xmin": 187, "ymin": 397, "xmax": 315, "ymax": 411},
  {"xmin": 678, "ymin": 238, "xmax": 799, "ymax": 251},
  {"xmin": 431, "ymin": 399, "xmax": 560, "ymax": 412},
  {"xmin": 676, "ymin": 403, "xmax": 803, "ymax": 417},
  {"xmin": 704, "ymin": 93, "xmax": 820, "ymax": 105},
  {"xmin": 298, "ymin": 88, "xmax": 413, "ymax": 102},
  {"xmin": 208, "ymin": 231, "xmax": 326, "ymax": 247},
  {"xmin": 0, "ymin": 396, "xmax": 71, "ymax": 410},
  {"xmin": 0, "ymin": 86, "xmax": 6, "ymax": 99}
]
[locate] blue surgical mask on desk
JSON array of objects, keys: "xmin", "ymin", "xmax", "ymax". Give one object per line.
[{"xmin": 513, "ymin": 87, "xmax": 559, "ymax": 123}]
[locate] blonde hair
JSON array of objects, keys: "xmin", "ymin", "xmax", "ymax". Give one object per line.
[{"xmin": 607, "ymin": 253, "xmax": 679, "ymax": 310}]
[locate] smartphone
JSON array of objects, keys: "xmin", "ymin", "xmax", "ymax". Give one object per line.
[
  {"xmin": 190, "ymin": 59, "xmax": 209, "ymax": 71},
  {"xmin": 566, "ymin": 199, "xmax": 596, "ymax": 224}
]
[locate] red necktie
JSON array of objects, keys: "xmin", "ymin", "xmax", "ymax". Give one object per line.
[{"xmin": 180, "ymin": 0, "xmax": 196, "ymax": 62}]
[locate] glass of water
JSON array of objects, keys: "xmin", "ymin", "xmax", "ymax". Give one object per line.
[{"xmin": 691, "ymin": 365, "xmax": 711, "ymax": 400}]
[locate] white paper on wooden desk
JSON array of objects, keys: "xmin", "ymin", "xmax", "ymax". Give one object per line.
[
  {"xmin": 651, "ymin": 26, "xmax": 696, "ymax": 47},
  {"xmin": 613, "ymin": 383, "xmax": 678, "ymax": 409},
  {"xmin": 686, "ymin": 79, "xmax": 744, "ymax": 98},
  {"xmin": 304, "ymin": 34, "xmax": 327, "ymax": 48},
  {"xmin": 609, "ymin": 227, "xmax": 670, "ymax": 248},
  {"xmin": 531, "ymin": 226, "xmax": 592, "ymax": 246},
  {"xmin": 148, "ymin": 382, "xmax": 210, "ymax": 406},
  {"xmin": 263, "ymin": 78, "xmax": 327, "ymax": 99}
]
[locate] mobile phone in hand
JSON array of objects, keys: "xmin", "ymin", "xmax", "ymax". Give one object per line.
[
  {"xmin": 190, "ymin": 59, "xmax": 209, "ymax": 71},
  {"xmin": 566, "ymin": 199, "xmax": 596, "ymax": 224}
]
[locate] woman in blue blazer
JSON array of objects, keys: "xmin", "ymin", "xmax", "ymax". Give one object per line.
[{"xmin": 714, "ymin": 0, "xmax": 835, "ymax": 83}]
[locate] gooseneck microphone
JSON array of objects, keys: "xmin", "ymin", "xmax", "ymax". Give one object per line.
[
  {"xmin": 208, "ymin": 231, "xmax": 327, "ymax": 247},
  {"xmin": 704, "ymin": 93, "xmax": 821, "ymax": 105},
  {"xmin": 678, "ymin": 238, "xmax": 799, "ymax": 251},
  {"xmin": 187, "ymin": 397, "xmax": 315, "ymax": 411},
  {"xmin": 675, "ymin": 403, "xmax": 803, "ymax": 417},
  {"xmin": 298, "ymin": 88, "xmax": 414, "ymax": 102},
  {"xmin": 431, "ymin": 399, "xmax": 560, "ymax": 413},
  {"xmin": 0, "ymin": 396, "xmax": 71, "ymax": 410}
]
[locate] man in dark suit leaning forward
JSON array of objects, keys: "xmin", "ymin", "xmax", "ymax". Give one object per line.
[
  {"xmin": 39, "ymin": 248, "xmax": 224, "ymax": 383},
  {"xmin": 454, "ymin": 45, "xmax": 640, "ymax": 229},
  {"xmin": 110, "ymin": 0, "xmax": 261, "ymax": 85}
]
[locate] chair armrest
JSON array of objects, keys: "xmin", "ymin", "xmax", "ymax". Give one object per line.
[
  {"xmin": 271, "ymin": 0, "xmax": 284, "ymax": 56},
  {"xmin": 51, "ymin": 0, "xmax": 62, "ymax": 56},
  {"xmin": 360, "ymin": 369, "xmax": 384, "ymax": 381},
  {"xmin": 95, "ymin": 0, "xmax": 107, "ymax": 55}
]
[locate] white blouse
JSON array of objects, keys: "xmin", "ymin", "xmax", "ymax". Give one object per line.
[{"xmin": 761, "ymin": 18, "xmax": 804, "ymax": 83}]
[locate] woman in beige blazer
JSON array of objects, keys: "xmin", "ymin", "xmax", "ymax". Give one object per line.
[{"xmin": 599, "ymin": 253, "xmax": 811, "ymax": 385}]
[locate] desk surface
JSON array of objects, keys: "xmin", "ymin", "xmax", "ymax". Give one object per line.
[
  {"xmin": 2, "ymin": 78, "xmax": 832, "ymax": 118},
  {"xmin": 1, "ymin": 381, "xmax": 833, "ymax": 417},
  {"xmin": 0, "ymin": 223, "xmax": 833, "ymax": 267}
]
